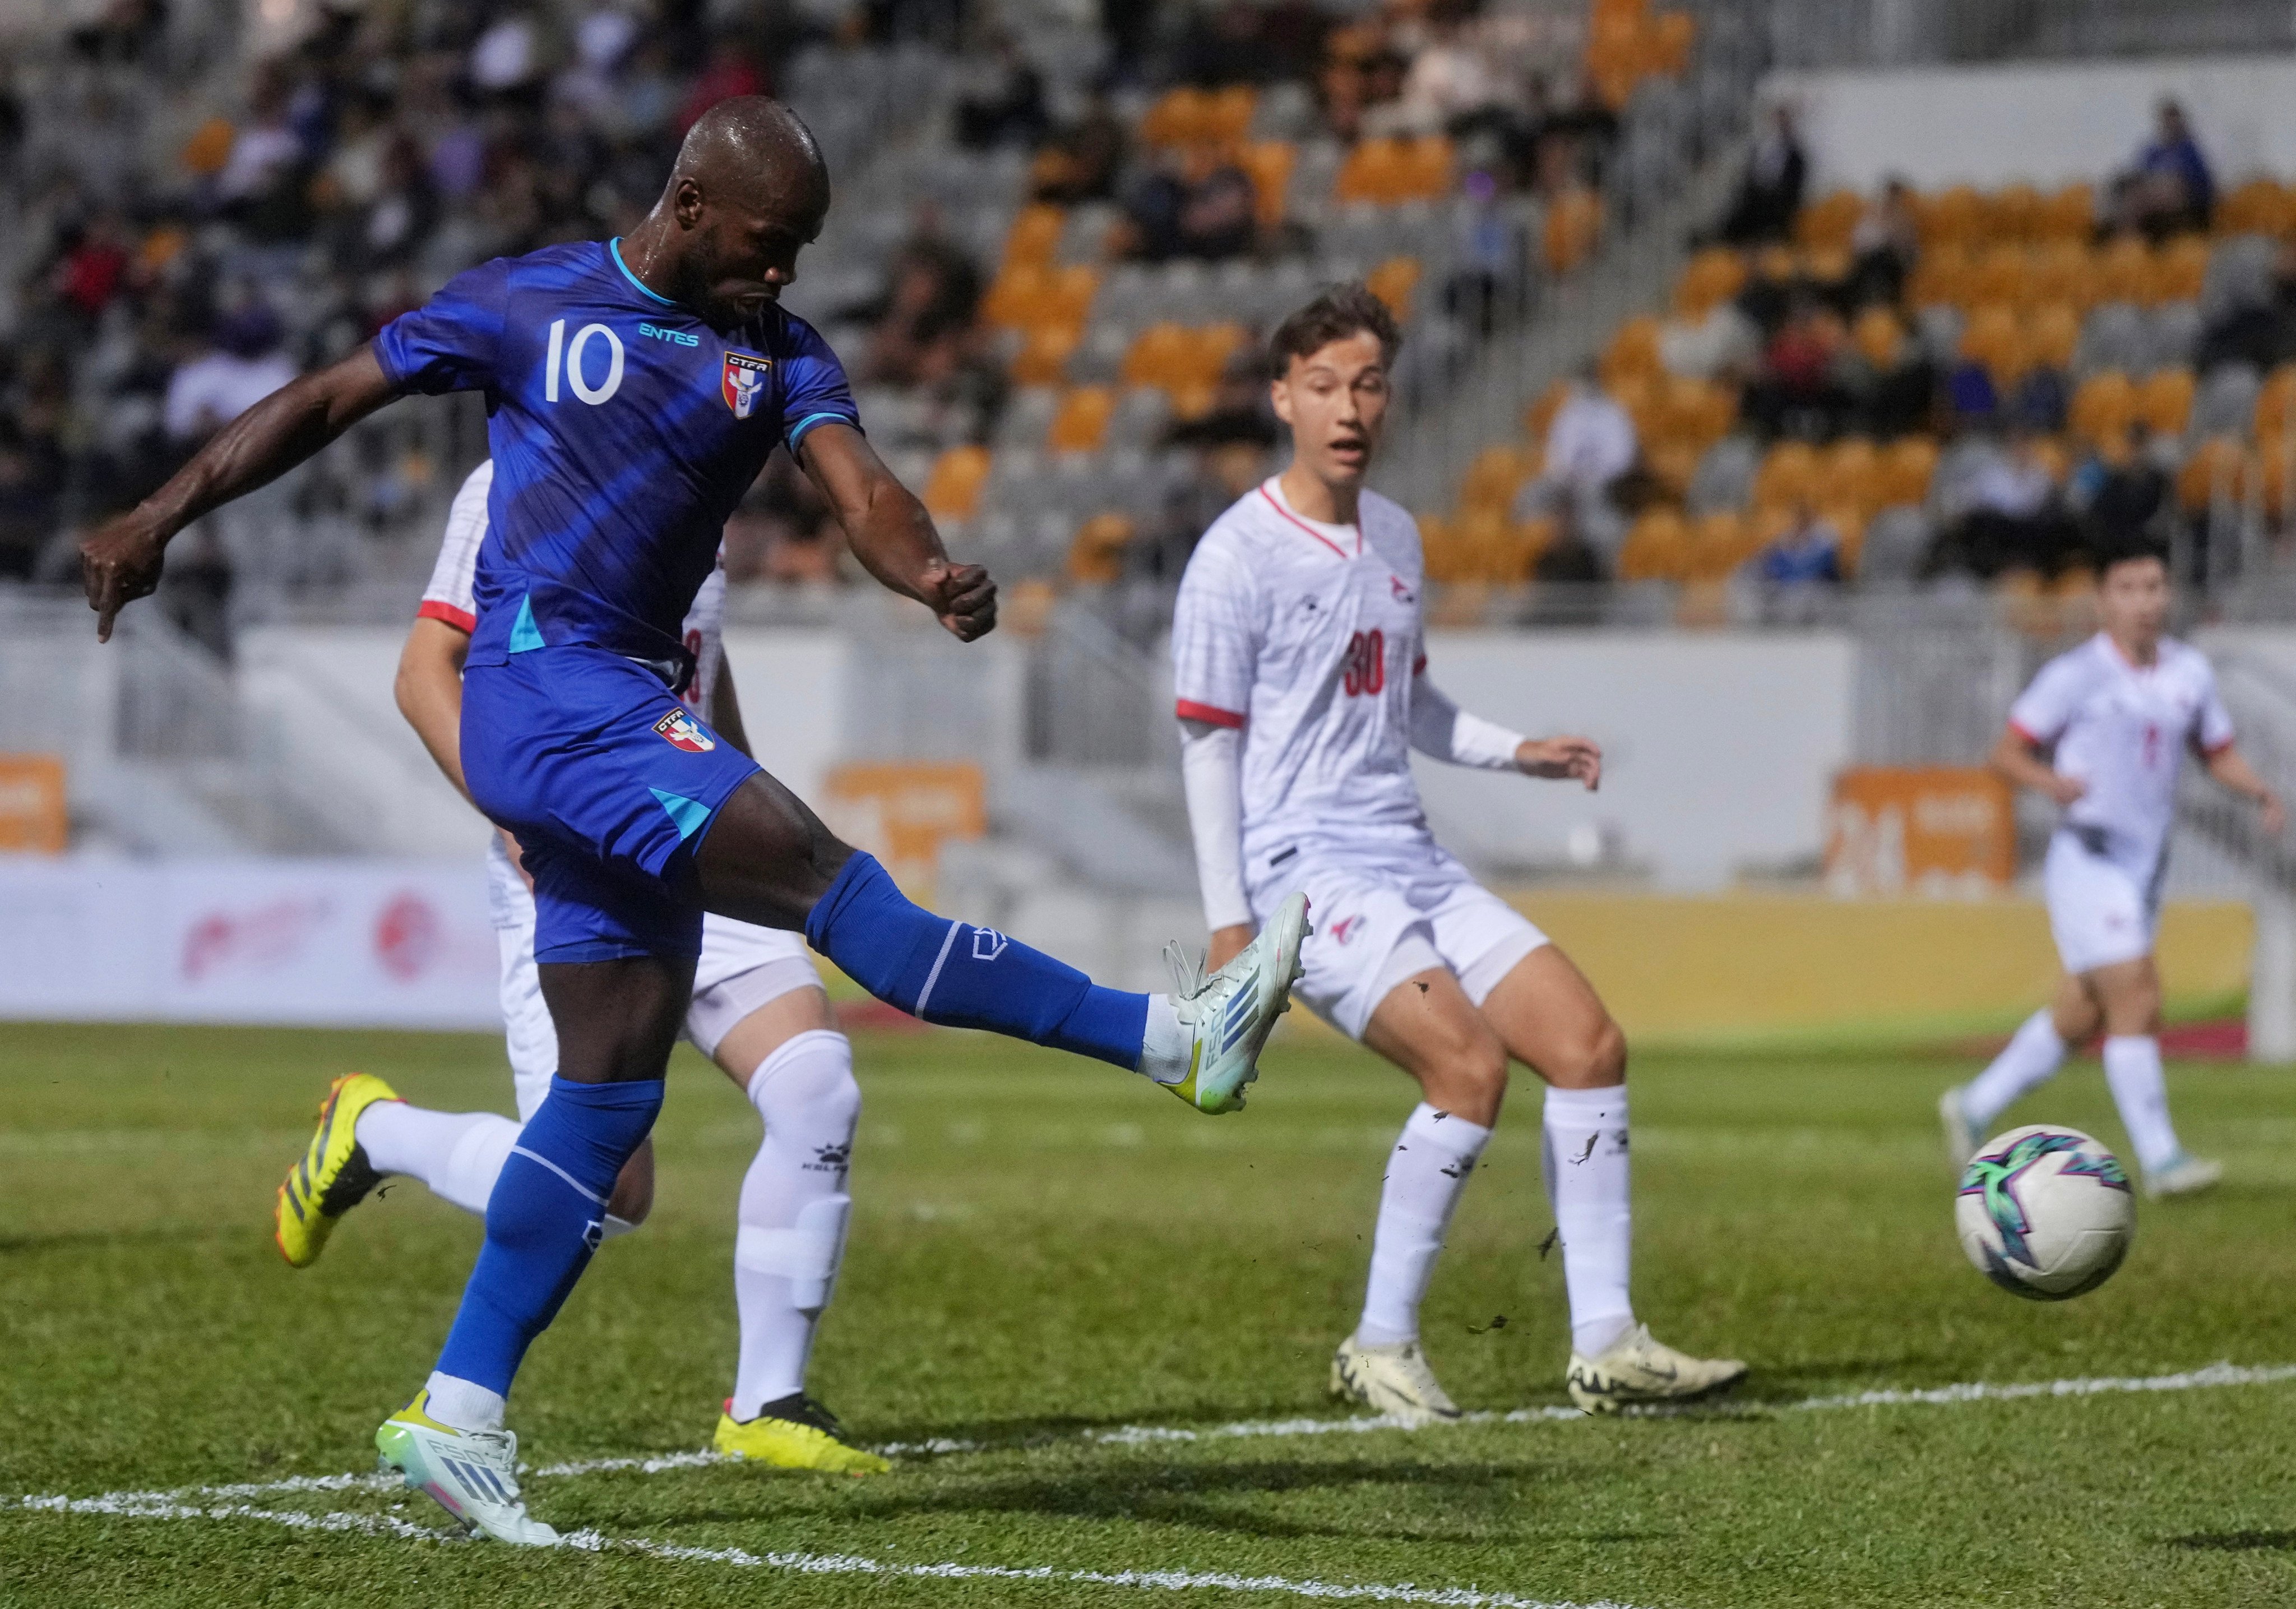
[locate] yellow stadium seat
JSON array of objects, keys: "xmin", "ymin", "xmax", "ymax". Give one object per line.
[
  {"xmin": 1917, "ymin": 186, "xmax": 1984, "ymax": 249},
  {"xmin": 1753, "ymin": 441, "xmax": 1820, "ymax": 508},
  {"xmin": 1335, "ymin": 137, "xmax": 1406, "ymax": 205},
  {"xmin": 1367, "ymin": 256, "xmax": 1422, "ymax": 320},
  {"xmin": 1045, "ymin": 263, "xmax": 1100, "ymax": 327},
  {"xmin": 2036, "ymin": 183, "xmax": 2096, "ymax": 242},
  {"xmin": 1877, "ymin": 436, "xmax": 1939, "ymax": 507},
  {"xmin": 1207, "ymin": 84, "xmax": 1257, "ymax": 145},
  {"xmin": 2070, "ymin": 370, "xmax": 2137, "ymax": 449},
  {"xmin": 1419, "ymin": 512, "xmax": 1468, "ymax": 582},
  {"xmin": 1459, "ymin": 444, "xmax": 1535, "ymax": 515},
  {"xmin": 1002, "ymin": 204, "xmax": 1066, "ymax": 270},
  {"xmin": 982, "ymin": 263, "xmax": 1054, "ymax": 328},
  {"xmin": 1600, "ymin": 315, "xmax": 1665, "ymax": 387},
  {"xmin": 1818, "ymin": 437, "xmax": 1880, "ymax": 514},
  {"xmin": 1239, "ymin": 141, "xmax": 1297, "ymax": 227},
  {"xmin": 1047, "ymin": 386, "xmax": 1114, "ymax": 453},
  {"xmin": 2028, "ymin": 302, "xmax": 2081, "ymax": 372},
  {"xmin": 1988, "ymin": 184, "xmax": 2042, "ymax": 244},
  {"xmin": 1957, "ymin": 302, "xmax": 2026, "ymax": 383},
  {"xmin": 1645, "ymin": 440, "xmax": 1700, "ymax": 498},
  {"xmin": 2255, "ymin": 363, "xmax": 2296, "ymax": 442},
  {"xmin": 2136, "ymin": 367, "xmax": 2196, "ymax": 437},
  {"xmin": 1801, "ymin": 244, "xmax": 1851, "ymax": 286},
  {"xmin": 1543, "ymin": 188, "xmax": 1604, "ymax": 274},
  {"xmin": 1673, "ymin": 246, "xmax": 1748, "ymax": 317},
  {"xmin": 1066, "ymin": 512, "xmax": 1135, "ymax": 584},
  {"xmin": 1142, "ymin": 87, "xmax": 1218, "ymax": 149},
  {"xmin": 1852, "ymin": 306, "xmax": 1905, "ymax": 369},
  {"xmin": 1967, "ymin": 244, "xmax": 2031, "ymax": 310},
  {"xmin": 1793, "ymin": 189, "xmax": 1864, "ymax": 253},
  {"xmin": 1397, "ymin": 135, "xmax": 1455, "ymax": 201},
  {"xmin": 2147, "ymin": 236, "xmax": 2210, "ymax": 306},
  {"xmin": 2178, "ymin": 436, "xmax": 2255, "ymax": 512},
  {"xmin": 1524, "ymin": 378, "xmax": 1572, "ymax": 445},
  {"xmin": 922, "ymin": 446, "xmax": 992, "ymax": 521},
  {"xmin": 1691, "ymin": 508, "xmax": 1758, "ymax": 580},
  {"xmin": 2094, "ymin": 235, "xmax": 2151, "ymax": 304},
  {"xmin": 1619, "ymin": 508, "xmax": 1692, "ymax": 582},
  {"xmin": 2027, "ymin": 239, "xmax": 2094, "ymax": 311},
  {"xmin": 182, "ymin": 117, "xmax": 235, "ymax": 177},
  {"xmin": 2216, "ymin": 178, "xmax": 2293, "ymax": 237},
  {"xmin": 1010, "ymin": 321, "xmax": 1083, "ymax": 385},
  {"xmin": 1906, "ymin": 241, "xmax": 1972, "ymax": 309},
  {"xmin": 1646, "ymin": 10, "xmax": 1695, "ymax": 76}
]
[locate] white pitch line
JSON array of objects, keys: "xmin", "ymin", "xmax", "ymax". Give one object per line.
[
  {"xmin": 57, "ymin": 1358, "xmax": 2296, "ymax": 1515},
  {"xmin": 9, "ymin": 1491, "xmax": 1640, "ymax": 1609}
]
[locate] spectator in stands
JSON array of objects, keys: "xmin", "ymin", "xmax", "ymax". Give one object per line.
[
  {"xmin": 1752, "ymin": 503, "xmax": 1843, "ymax": 589},
  {"xmin": 2069, "ymin": 422, "xmax": 2168, "ymax": 557},
  {"xmin": 1520, "ymin": 362, "xmax": 1637, "ymax": 547},
  {"xmin": 2197, "ymin": 233, "xmax": 2296, "ymax": 371},
  {"xmin": 164, "ymin": 302, "xmax": 298, "ymax": 451},
  {"xmin": 1838, "ymin": 307, "xmax": 1936, "ymax": 439},
  {"xmin": 1444, "ymin": 170, "xmax": 1527, "ymax": 335},
  {"xmin": 1172, "ymin": 0, "xmax": 1269, "ymax": 87},
  {"xmin": 213, "ymin": 63, "xmax": 314, "ymax": 243},
  {"xmin": 953, "ymin": 35, "xmax": 1048, "ymax": 150},
  {"xmin": 1929, "ymin": 429, "xmax": 2078, "ymax": 579},
  {"xmin": 1318, "ymin": 20, "xmax": 1408, "ymax": 144},
  {"xmin": 724, "ymin": 454, "xmax": 844, "ymax": 587},
  {"xmin": 0, "ymin": 421, "xmax": 64, "ymax": 581},
  {"xmin": 1114, "ymin": 145, "xmax": 1260, "ymax": 263},
  {"xmin": 1848, "ymin": 176, "xmax": 1920, "ymax": 307},
  {"xmin": 1743, "ymin": 295, "xmax": 1849, "ymax": 440},
  {"xmin": 47, "ymin": 209, "xmax": 133, "ymax": 329},
  {"xmin": 1030, "ymin": 89, "xmax": 1127, "ymax": 205},
  {"xmin": 2123, "ymin": 98, "xmax": 2214, "ymax": 238},
  {"xmin": 1163, "ymin": 350, "xmax": 1280, "ymax": 451},
  {"xmin": 858, "ymin": 212, "xmax": 984, "ymax": 388},
  {"xmin": 1715, "ymin": 104, "xmax": 1806, "ymax": 247}
]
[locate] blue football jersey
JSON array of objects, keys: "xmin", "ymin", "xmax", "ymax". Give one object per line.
[{"xmin": 375, "ymin": 238, "xmax": 859, "ymax": 675}]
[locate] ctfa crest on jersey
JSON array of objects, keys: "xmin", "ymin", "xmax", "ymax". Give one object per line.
[
  {"xmin": 652, "ymin": 708, "xmax": 716, "ymax": 752},
  {"xmin": 722, "ymin": 350, "xmax": 772, "ymax": 418}
]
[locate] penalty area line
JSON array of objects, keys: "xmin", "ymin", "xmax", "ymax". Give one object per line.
[{"xmin": 7, "ymin": 1491, "xmax": 1641, "ymax": 1609}]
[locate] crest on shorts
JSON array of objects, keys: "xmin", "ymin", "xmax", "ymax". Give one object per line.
[
  {"xmin": 722, "ymin": 350, "xmax": 771, "ymax": 418},
  {"xmin": 1329, "ymin": 914, "xmax": 1364, "ymax": 945},
  {"xmin": 652, "ymin": 708, "xmax": 716, "ymax": 752}
]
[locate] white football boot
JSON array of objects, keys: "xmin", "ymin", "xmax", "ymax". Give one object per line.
[
  {"xmin": 1566, "ymin": 1324, "xmax": 1748, "ymax": 1414},
  {"xmin": 2143, "ymin": 1152, "xmax": 2222, "ymax": 1199},
  {"xmin": 376, "ymin": 1393, "xmax": 559, "ymax": 1546},
  {"xmin": 1155, "ymin": 891, "xmax": 1309, "ymax": 1114},
  {"xmin": 1938, "ymin": 1085, "xmax": 1982, "ymax": 1172},
  {"xmin": 1329, "ymin": 1335, "xmax": 1462, "ymax": 1426}
]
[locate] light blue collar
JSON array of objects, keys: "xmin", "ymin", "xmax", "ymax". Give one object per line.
[{"xmin": 608, "ymin": 238, "xmax": 677, "ymax": 307}]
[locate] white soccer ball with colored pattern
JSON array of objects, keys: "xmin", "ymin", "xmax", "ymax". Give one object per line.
[{"xmin": 1955, "ymin": 1125, "xmax": 2135, "ymax": 1301}]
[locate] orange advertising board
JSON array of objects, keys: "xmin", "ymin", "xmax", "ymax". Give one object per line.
[
  {"xmin": 818, "ymin": 762, "xmax": 988, "ymax": 897},
  {"xmin": 1825, "ymin": 766, "xmax": 2013, "ymax": 896},
  {"xmin": 0, "ymin": 755, "xmax": 67, "ymax": 856}
]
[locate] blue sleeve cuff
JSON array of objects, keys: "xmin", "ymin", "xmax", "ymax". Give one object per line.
[{"xmin": 788, "ymin": 412, "xmax": 858, "ymax": 451}]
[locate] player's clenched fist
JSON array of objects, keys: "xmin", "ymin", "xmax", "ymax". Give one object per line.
[
  {"xmin": 79, "ymin": 511, "xmax": 170, "ymax": 642},
  {"xmin": 1516, "ymin": 735, "xmax": 1601, "ymax": 790},
  {"xmin": 921, "ymin": 559, "xmax": 997, "ymax": 642}
]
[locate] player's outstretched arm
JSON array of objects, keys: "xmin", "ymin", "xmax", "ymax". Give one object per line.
[
  {"xmin": 2201, "ymin": 742, "xmax": 2286, "ymax": 835},
  {"xmin": 795, "ymin": 420, "xmax": 996, "ymax": 641},
  {"xmin": 1408, "ymin": 671, "xmax": 1599, "ymax": 789},
  {"xmin": 80, "ymin": 346, "xmax": 400, "ymax": 640},
  {"xmin": 1989, "ymin": 726, "xmax": 2084, "ymax": 806}
]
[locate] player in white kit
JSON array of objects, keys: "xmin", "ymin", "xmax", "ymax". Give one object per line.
[
  {"xmin": 1172, "ymin": 286, "xmax": 1744, "ymax": 1418},
  {"xmin": 1940, "ymin": 542, "xmax": 2282, "ymax": 1197},
  {"xmin": 272, "ymin": 462, "xmax": 886, "ymax": 1473}
]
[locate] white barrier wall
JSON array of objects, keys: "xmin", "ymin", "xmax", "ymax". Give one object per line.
[
  {"xmin": 1413, "ymin": 630, "xmax": 1858, "ymax": 889},
  {"xmin": 0, "ymin": 858, "xmax": 497, "ymax": 1028},
  {"xmin": 1766, "ymin": 54, "xmax": 2296, "ymax": 194}
]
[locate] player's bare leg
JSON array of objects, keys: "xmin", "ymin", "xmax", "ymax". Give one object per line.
[{"xmin": 697, "ymin": 769, "xmax": 1304, "ymax": 1112}]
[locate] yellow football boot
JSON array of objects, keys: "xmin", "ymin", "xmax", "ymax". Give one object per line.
[
  {"xmin": 274, "ymin": 1072, "xmax": 400, "ymax": 1268},
  {"xmin": 713, "ymin": 1394, "xmax": 889, "ymax": 1475}
]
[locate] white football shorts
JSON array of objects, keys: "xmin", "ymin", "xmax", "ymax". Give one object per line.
[
  {"xmin": 2043, "ymin": 829, "xmax": 2161, "ymax": 977},
  {"xmin": 486, "ymin": 840, "xmax": 822, "ymax": 1119},
  {"xmin": 1247, "ymin": 836, "xmax": 1548, "ymax": 1041}
]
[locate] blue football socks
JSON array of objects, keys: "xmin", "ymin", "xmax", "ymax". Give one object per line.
[
  {"xmin": 805, "ymin": 851, "xmax": 1150, "ymax": 1070},
  {"xmin": 433, "ymin": 1075, "xmax": 663, "ymax": 1397}
]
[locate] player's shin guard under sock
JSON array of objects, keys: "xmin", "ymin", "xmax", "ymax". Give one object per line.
[
  {"xmin": 1543, "ymin": 1084, "xmax": 1635, "ymax": 1359},
  {"xmin": 804, "ymin": 851, "xmax": 1149, "ymax": 1069},
  {"xmin": 2101, "ymin": 1034, "xmax": 2182, "ymax": 1174},
  {"xmin": 1356, "ymin": 1103, "xmax": 1492, "ymax": 1347},
  {"xmin": 355, "ymin": 1103, "xmax": 521, "ymax": 1218},
  {"xmin": 432, "ymin": 1075, "xmax": 663, "ymax": 1402},
  {"xmin": 730, "ymin": 1029, "xmax": 859, "ymax": 1421},
  {"xmin": 1962, "ymin": 1009, "xmax": 2068, "ymax": 1131}
]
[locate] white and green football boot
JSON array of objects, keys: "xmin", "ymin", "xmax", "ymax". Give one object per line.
[
  {"xmin": 1938, "ymin": 1085, "xmax": 1982, "ymax": 1173},
  {"xmin": 376, "ymin": 1392, "xmax": 559, "ymax": 1546},
  {"xmin": 1158, "ymin": 891, "xmax": 1309, "ymax": 1114},
  {"xmin": 1330, "ymin": 1335, "xmax": 1462, "ymax": 1426},
  {"xmin": 1566, "ymin": 1324, "xmax": 1748, "ymax": 1414}
]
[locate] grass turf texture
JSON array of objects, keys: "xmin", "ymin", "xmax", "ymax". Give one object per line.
[{"xmin": 3, "ymin": 1023, "xmax": 2294, "ymax": 1607}]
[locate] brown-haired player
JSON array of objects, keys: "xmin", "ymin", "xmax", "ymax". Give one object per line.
[{"xmin": 1169, "ymin": 285, "xmax": 1745, "ymax": 1418}]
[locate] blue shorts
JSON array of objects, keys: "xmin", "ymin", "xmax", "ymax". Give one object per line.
[{"xmin": 461, "ymin": 647, "xmax": 762, "ymax": 963}]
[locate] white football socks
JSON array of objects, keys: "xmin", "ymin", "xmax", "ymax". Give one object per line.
[
  {"xmin": 1355, "ymin": 1102, "xmax": 1492, "ymax": 1347},
  {"xmin": 422, "ymin": 1371, "xmax": 506, "ymax": 1434},
  {"xmin": 1962, "ymin": 1009, "xmax": 2067, "ymax": 1131},
  {"xmin": 2101, "ymin": 1034, "xmax": 2183, "ymax": 1173},
  {"xmin": 1138, "ymin": 993, "xmax": 1191, "ymax": 1083},
  {"xmin": 1543, "ymin": 1084, "xmax": 1636, "ymax": 1359},
  {"xmin": 730, "ymin": 1029, "xmax": 860, "ymax": 1421},
  {"xmin": 354, "ymin": 1101, "xmax": 520, "ymax": 1218}
]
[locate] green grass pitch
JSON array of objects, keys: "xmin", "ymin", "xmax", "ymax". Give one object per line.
[{"xmin": 3, "ymin": 1020, "xmax": 2295, "ymax": 1607}]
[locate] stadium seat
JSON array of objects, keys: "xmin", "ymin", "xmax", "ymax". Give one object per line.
[
  {"xmin": 1968, "ymin": 244, "xmax": 2030, "ymax": 309},
  {"xmin": 1010, "ymin": 321, "xmax": 1084, "ymax": 385},
  {"xmin": 1876, "ymin": 436, "xmax": 1940, "ymax": 508},
  {"xmin": 1047, "ymin": 386, "xmax": 1114, "ymax": 453},
  {"xmin": 1064, "ymin": 511, "xmax": 1135, "ymax": 584},
  {"xmin": 1858, "ymin": 505, "xmax": 1933, "ymax": 584},
  {"xmin": 1542, "ymin": 187, "xmax": 1604, "ymax": 274},
  {"xmin": 2148, "ymin": 237, "xmax": 2211, "ymax": 306},
  {"xmin": 1959, "ymin": 303, "xmax": 2029, "ymax": 386},
  {"xmin": 1673, "ymin": 246, "xmax": 1748, "ymax": 317},
  {"xmin": 1397, "ymin": 135, "xmax": 1455, "ymax": 200},
  {"xmin": 2028, "ymin": 239, "xmax": 2093, "ymax": 311},
  {"xmin": 1238, "ymin": 141, "xmax": 1297, "ymax": 228},
  {"xmin": 1906, "ymin": 241, "xmax": 1971, "ymax": 309},
  {"xmin": 983, "ymin": 262, "xmax": 1054, "ymax": 328},
  {"xmin": 1818, "ymin": 437, "xmax": 1880, "ymax": 515},
  {"xmin": 1002, "ymin": 204, "xmax": 1066, "ymax": 270},
  {"xmin": 1851, "ymin": 306, "xmax": 1904, "ymax": 369},
  {"xmin": 2177, "ymin": 436, "xmax": 2255, "ymax": 512},
  {"xmin": 2137, "ymin": 300, "xmax": 2201, "ymax": 374},
  {"xmin": 2094, "ymin": 236, "xmax": 2152, "ymax": 305},
  {"xmin": 1619, "ymin": 508, "xmax": 1693, "ymax": 582},
  {"xmin": 1458, "ymin": 444, "xmax": 1536, "ymax": 515},
  {"xmin": 1601, "ymin": 315, "xmax": 1665, "ymax": 386},
  {"xmin": 2070, "ymin": 370, "xmax": 2137, "ymax": 448},
  {"xmin": 1916, "ymin": 186, "xmax": 1984, "ymax": 249},
  {"xmin": 2215, "ymin": 177, "xmax": 2293, "ymax": 237},
  {"xmin": 1687, "ymin": 434, "xmax": 1759, "ymax": 514},
  {"xmin": 1523, "ymin": 378, "xmax": 1572, "ymax": 445},
  {"xmin": 1988, "ymin": 184, "xmax": 2042, "ymax": 244},
  {"xmin": 2192, "ymin": 363, "xmax": 2262, "ymax": 437},
  {"xmin": 2035, "ymin": 182, "xmax": 2096, "ymax": 242},
  {"xmin": 1120, "ymin": 322, "xmax": 1193, "ymax": 389},
  {"xmin": 2027, "ymin": 303, "xmax": 2081, "ymax": 373},
  {"xmin": 922, "ymin": 446, "xmax": 993, "ymax": 521},
  {"xmin": 181, "ymin": 117, "xmax": 235, "ymax": 176},
  {"xmin": 1367, "ymin": 256, "xmax": 1422, "ymax": 320},
  {"xmin": 1793, "ymin": 189, "xmax": 1864, "ymax": 253},
  {"xmin": 2075, "ymin": 302, "xmax": 2145, "ymax": 374},
  {"xmin": 1752, "ymin": 441, "xmax": 1820, "ymax": 510},
  {"xmin": 1690, "ymin": 507, "xmax": 1758, "ymax": 580}
]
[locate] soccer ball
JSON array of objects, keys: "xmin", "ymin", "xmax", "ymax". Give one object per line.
[{"xmin": 1955, "ymin": 1125, "xmax": 2135, "ymax": 1301}]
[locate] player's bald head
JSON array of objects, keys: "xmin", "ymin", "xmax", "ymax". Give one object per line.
[{"xmin": 670, "ymin": 96, "xmax": 829, "ymax": 220}]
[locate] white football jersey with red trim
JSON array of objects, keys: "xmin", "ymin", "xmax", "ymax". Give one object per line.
[
  {"xmin": 1172, "ymin": 478, "xmax": 1432, "ymax": 875},
  {"xmin": 422, "ymin": 461, "xmax": 728, "ymax": 723},
  {"xmin": 2007, "ymin": 631, "xmax": 2234, "ymax": 870}
]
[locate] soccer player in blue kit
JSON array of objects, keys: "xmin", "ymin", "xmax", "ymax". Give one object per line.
[{"xmin": 80, "ymin": 98, "xmax": 1308, "ymax": 1545}]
